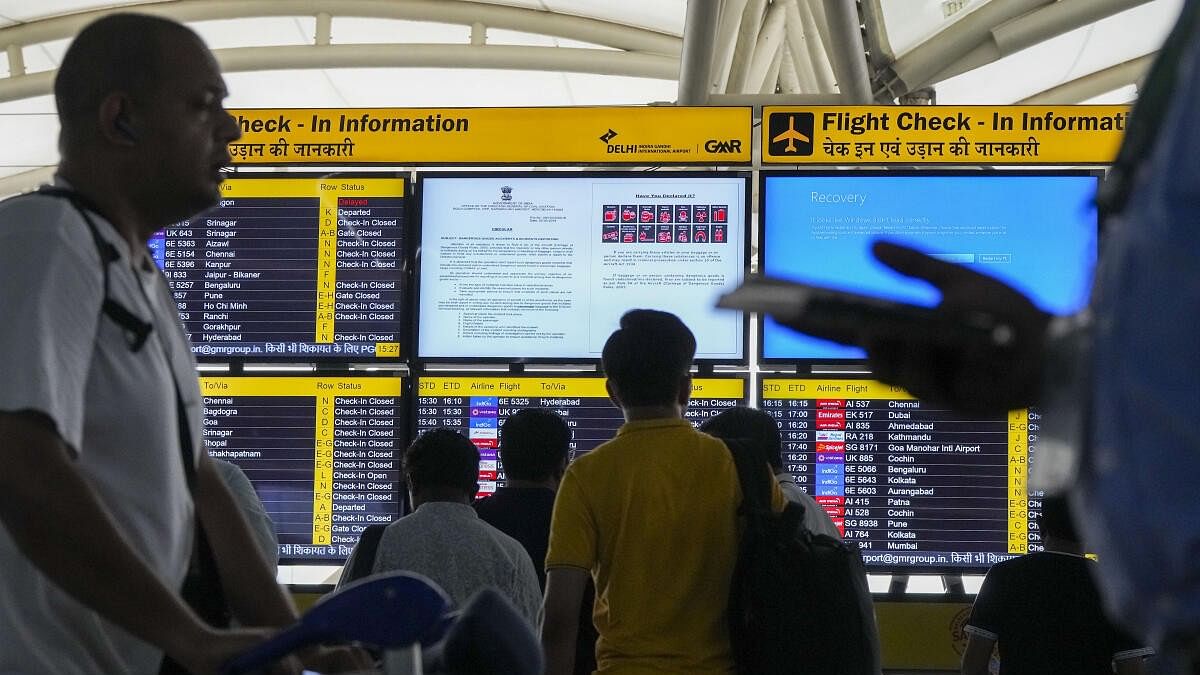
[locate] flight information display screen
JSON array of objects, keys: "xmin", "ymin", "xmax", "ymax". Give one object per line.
[
  {"xmin": 413, "ymin": 375, "xmax": 748, "ymax": 495},
  {"xmin": 416, "ymin": 173, "xmax": 749, "ymax": 362},
  {"xmin": 760, "ymin": 377, "xmax": 1043, "ymax": 571},
  {"xmin": 152, "ymin": 176, "xmax": 407, "ymax": 361},
  {"xmin": 199, "ymin": 376, "xmax": 405, "ymax": 563},
  {"xmin": 759, "ymin": 171, "xmax": 1098, "ymax": 361}
]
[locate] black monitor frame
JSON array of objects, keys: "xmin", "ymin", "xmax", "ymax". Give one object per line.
[
  {"xmin": 754, "ymin": 372, "xmax": 1043, "ymax": 575},
  {"xmin": 755, "ymin": 168, "xmax": 1104, "ymax": 368},
  {"xmin": 411, "ymin": 170, "xmax": 752, "ymax": 366},
  {"xmin": 195, "ymin": 370, "xmax": 411, "ymax": 566},
  {"xmin": 171, "ymin": 170, "xmax": 415, "ymax": 365},
  {"xmin": 409, "ymin": 369, "xmax": 752, "ymax": 453}
]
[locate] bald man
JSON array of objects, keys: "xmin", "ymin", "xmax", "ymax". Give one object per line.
[{"xmin": 0, "ymin": 14, "xmax": 361, "ymax": 675}]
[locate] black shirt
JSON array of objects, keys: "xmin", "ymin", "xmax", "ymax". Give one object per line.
[
  {"xmin": 967, "ymin": 551, "xmax": 1149, "ymax": 675},
  {"xmin": 475, "ymin": 487, "xmax": 557, "ymax": 589}
]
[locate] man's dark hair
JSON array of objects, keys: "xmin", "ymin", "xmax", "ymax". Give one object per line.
[
  {"xmin": 55, "ymin": 14, "xmax": 198, "ymax": 142},
  {"xmin": 499, "ymin": 408, "xmax": 571, "ymax": 482},
  {"xmin": 699, "ymin": 406, "xmax": 783, "ymax": 471},
  {"xmin": 1039, "ymin": 496, "xmax": 1079, "ymax": 543},
  {"xmin": 601, "ymin": 309, "xmax": 696, "ymax": 407},
  {"xmin": 404, "ymin": 428, "xmax": 480, "ymax": 495}
]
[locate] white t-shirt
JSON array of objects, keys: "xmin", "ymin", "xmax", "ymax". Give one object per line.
[{"xmin": 0, "ymin": 189, "xmax": 201, "ymax": 674}]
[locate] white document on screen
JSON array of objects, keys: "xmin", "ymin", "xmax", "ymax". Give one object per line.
[{"xmin": 417, "ymin": 175, "xmax": 746, "ymax": 360}]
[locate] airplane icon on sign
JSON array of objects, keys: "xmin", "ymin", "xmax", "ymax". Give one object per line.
[{"xmin": 771, "ymin": 115, "xmax": 811, "ymax": 153}]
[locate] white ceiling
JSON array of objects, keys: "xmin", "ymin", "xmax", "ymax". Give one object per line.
[{"xmin": 0, "ymin": 0, "xmax": 1184, "ymax": 186}]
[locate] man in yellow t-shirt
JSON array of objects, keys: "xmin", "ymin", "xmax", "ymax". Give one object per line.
[{"xmin": 541, "ymin": 310, "xmax": 784, "ymax": 674}]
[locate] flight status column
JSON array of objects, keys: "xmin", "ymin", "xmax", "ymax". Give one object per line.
[
  {"xmin": 415, "ymin": 376, "xmax": 747, "ymax": 495},
  {"xmin": 762, "ymin": 378, "xmax": 1039, "ymax": 569},
  {"xmin": 199, "ymin": 376, "xmax": 404, "ymax": 562},
  {"xmin": 155, "ymin": 177, "xmax": 406, "ymax": 360}
]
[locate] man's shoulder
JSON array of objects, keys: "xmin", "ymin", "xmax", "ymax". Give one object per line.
[
  {"xmin": 589, "ymin": 421, "xmax": 723, "ymax": 455},
  {"xmin": 986, "ymin": 552, "xmax": 1092, "ymax": 591},
  {"xmin": 464, "ymin": 515, "xmax": 537, "ymax": 567},
  {"xmin": 1003, "ymin": 551, "xmax": 1087, "ymax": 573},
  {"xmin": 474, "ymin": 489, "xmax": 554, "ymax": 518},
  {"xmin": 0, "ymin": 192, "xmax": 86, "ymax": 237},
  {"xmin": 0, "ymin": 192, "xmax": 101, "ymax": 270}
]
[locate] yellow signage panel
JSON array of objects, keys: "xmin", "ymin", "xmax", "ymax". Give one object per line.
[
  {"xmin": 229, "ymin": 107, "xmax": 752, "ymax": 165},
  {"xmin": 876, "ymin": 600, "xmax": 973, "ymax": 670},
  {"xmin": 762, "ymin": 105, "xmax": 1128, "ymax": 165}
]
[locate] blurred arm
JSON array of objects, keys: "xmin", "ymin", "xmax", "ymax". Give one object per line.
[{"xmin": 542, "ymin": 566, "xmax": 589, "ymax": 675}]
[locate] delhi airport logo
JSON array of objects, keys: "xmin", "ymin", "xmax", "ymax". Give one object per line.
[
  {"xmin": 768, "ymin": 112, "xmax": 814, "ymax": 156},
  {"xmin": 500, "ymin": 185, "xmax": 513, "ymax": 201},
  {"xmin": 599, "ymin": 128, "xmax": 618, "ymax": 143}
]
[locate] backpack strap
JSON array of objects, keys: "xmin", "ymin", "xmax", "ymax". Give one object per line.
[
  {"xmin": 33, "ymin": 186, "xmax": 153, "ymax": 351},
  {"xmin": 343, "ymin": 524, "xmax": 388, "ymax": 586},
  {"xmin": 723, "ymin": 437, "xmax": 775, "ymax": 517}
]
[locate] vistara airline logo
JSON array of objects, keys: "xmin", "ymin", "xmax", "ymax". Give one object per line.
[
  {"xmin": 599, "ymin": 128, "xmax": 618, "ymax": 143},
  {"xmin": 767, "ymin": 112, "xmax": 814, "ymax": 156}
]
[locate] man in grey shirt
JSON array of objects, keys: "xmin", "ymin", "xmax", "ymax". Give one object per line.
[
  {"xmin": 361, "ymin": 428, "xmax": 542, "ymax": 626},
  {"xmin": 212, "ymin": 458, "xmax": 279, "ymax": 571}
]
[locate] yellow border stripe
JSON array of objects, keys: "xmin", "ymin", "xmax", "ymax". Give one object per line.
[
  {"xmin": 1007, "ymin": 409, "xmax": 1029, "ymax": 553},
  {"xmin": 417, "ymin": 377, "xmax": 744, "ymax": 399},
  {"xmin": 217, "ymin": 177, "xmax": 406, "ymax": 198},
  {"xmin": 200, "ymin": 377, "xmax": 403, "ymax": 397},
  {"xmin": 761, "ymin": 378, "xmax": 916, "ymax": 400}
]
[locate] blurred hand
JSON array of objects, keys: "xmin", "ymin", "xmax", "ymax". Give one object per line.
[
  {"xmin": 863, "ymin": 241, "xmax": 1051, "ymax": 413},
  {"xmin": 299, "ymin": 645, "xmax": 376, "ymax": 673},
  {"xmin": 169, "ymin": 627, "xmax": 301, "ymax": 675}
]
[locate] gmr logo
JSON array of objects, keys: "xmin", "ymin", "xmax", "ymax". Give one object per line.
[{"xmin": 704, "ymin": 139, "xmax": 742, "ymax": 153}]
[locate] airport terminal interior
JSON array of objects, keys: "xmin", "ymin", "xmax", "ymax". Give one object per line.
[{"xmin": 0, "ymin": 0, "xmax": 1185, "ymax": 672}]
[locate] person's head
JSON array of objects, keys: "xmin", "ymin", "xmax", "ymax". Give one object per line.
[
  {"xmin": 699, "ymin": 406, "xmax": 784, "ymax": 472},
  {"xmin": 1039, "ymin": 496, "xmax": 1081, "ymax": 549},
  {"xmin": 601, "ymin": 310, "xmax": 696, "ymax": 411},
  {"xmin": 403, "ymin": 428, "xmax": 480, "ymax": 506},
  {"xmin": 499, "ymin": 408, "xmax": 571, "ymax": 485},
  {"xmin": 55, "ymin": 14, "xmax": 241, "ymax": 229}
]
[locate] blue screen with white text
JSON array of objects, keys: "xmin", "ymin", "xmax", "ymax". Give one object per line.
[{"xmin": 761, "ymin": 173, "xmax": 1099, "ymax": 360}]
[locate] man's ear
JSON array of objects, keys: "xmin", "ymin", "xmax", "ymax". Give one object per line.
[
  {"xmin": 98, "ymin": 93, "xmax": 138, "ymax": 146},
  {"xmin": 605, "ymin": 379, "xmax": 622, "ymax": 408},
  {"xmin": 678, "ymin": 374, "xmax": 693, "ymax": 407}
]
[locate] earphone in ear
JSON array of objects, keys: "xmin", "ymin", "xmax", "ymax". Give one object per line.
[{"xmin": 114, "ymin": 115, "xmax": 140, "ymax": 142}]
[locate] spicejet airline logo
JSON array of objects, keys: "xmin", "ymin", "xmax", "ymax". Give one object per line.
[{"xmin": 768, "ymin": 112, "xmax": 814, "ymax": 156}]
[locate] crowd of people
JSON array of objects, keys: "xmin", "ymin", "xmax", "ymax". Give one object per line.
[{"xmin": 1, "ymin": 5, "xmax": 1197, "ymax": 675}]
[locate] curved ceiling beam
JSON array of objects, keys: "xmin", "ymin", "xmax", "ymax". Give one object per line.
[
  {"xmin": 820, "ymin": 0, "xmax": 872, "ymax": 103},
  {"xmin": 216, "ymin": 43, "xmax": 678, "ymax": 76},
  {"xmin": 0, "ymin": 43, "xmax": 679, "ymax": 104},
  {"xmin": 1017, "ymin": 52, "xmax": 1154, "ymax": 104},
  {"xmin": 872, "ymin": 0, "xmax": 1052, "ymax": 100},
  {"xmin": 677, "ymin": 0, "xmax": 722, "ymax": 105},
  {"xmin": 0, "ymin": 166, "xmax": 56, "ymax": 199},
  {"xmin": 927, "ymin": 0, "xmax": 1154, "ymax": 86},
  {"xmin": 0, "ymin": 0, "xmax": 682, "ymax": 56}
]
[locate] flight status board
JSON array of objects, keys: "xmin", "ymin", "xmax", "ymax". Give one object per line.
[
  {"xmin": 199, "ymin": 376, "xmax": 405, "ymax": 563},
  {"xmin": 414, "ymin": 376, "xmax": 748, "ymax": 495},
  {"xmin": 151, "ymin": 177, "xmax": 407, "ymax": 360},
  {"xmin": 761, "ymin": 378, "xmax": 1042, "ymax": 571}
]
